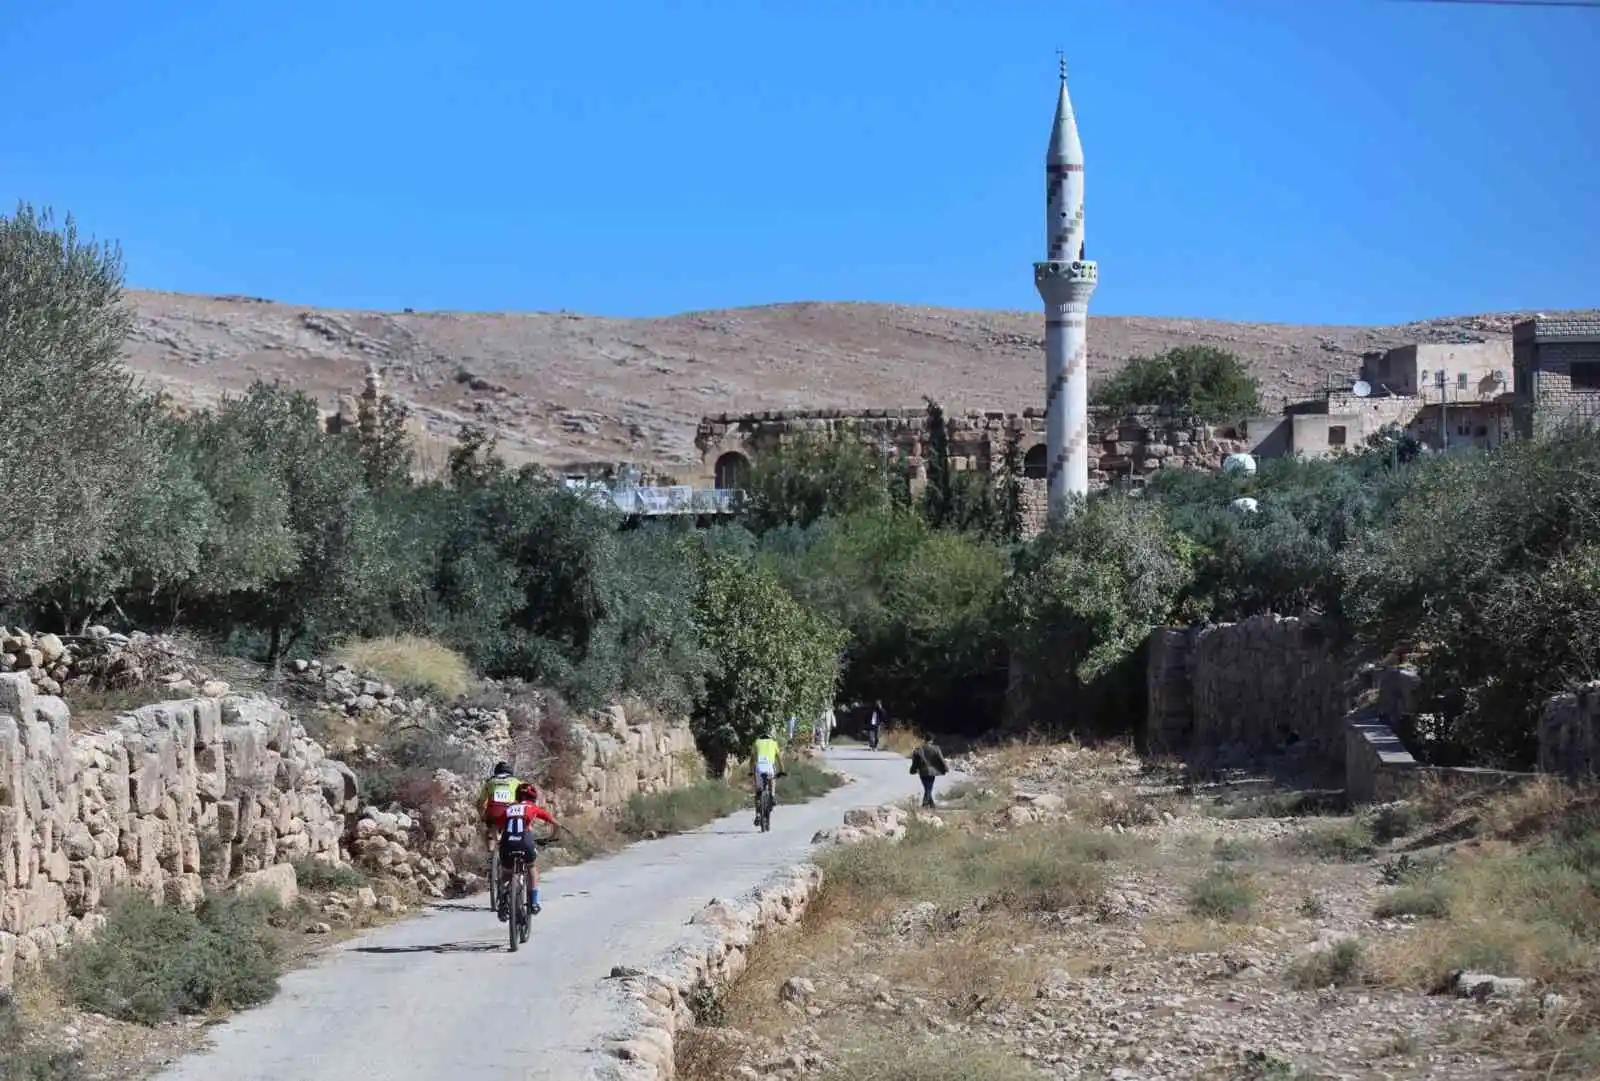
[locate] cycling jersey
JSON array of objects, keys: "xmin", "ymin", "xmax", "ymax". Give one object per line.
[
  {"xmin": 478, "ymin": 775, "xmax": 527, "ymax": 825},
  {"xmin": 752, "ymin": 737, "xmax": 780, "ymax": 776},
  {"xmin": 498, "ymin": 799, "xmax": 557, "ymax": 838}
]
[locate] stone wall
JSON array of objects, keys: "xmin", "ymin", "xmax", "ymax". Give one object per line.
[
  {"xmin": 1144, "ymin": 615, "xmax": 1354, "ymax": 768},
  {"xmin": 1538, "ymin": 682, "xmax": 1600, "ymax": 780},
  {"xmin": 0, "ymin": 675, "xmax": 359, "ymax": 986},
  {"xmin": 693, "ymin": 406, "xmax": 1251, "ymax": 527}
]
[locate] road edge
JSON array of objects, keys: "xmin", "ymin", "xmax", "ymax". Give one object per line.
[{"xmin": 589, "ymin": 803, "xmax": 913, "ymax": 1081}]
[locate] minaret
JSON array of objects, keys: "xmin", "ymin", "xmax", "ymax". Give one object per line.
[{"xmin": 1033, "ymin": 55, "xmax": 1098, "ymax": 516}]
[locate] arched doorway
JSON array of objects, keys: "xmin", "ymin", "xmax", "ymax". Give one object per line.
[
  {"xmin": 1023, "ymin": 443, "xmax": 1047, "ymax": 479},
  {"xmin": 714, "ymin": 451, "xmax": 751, "ymax": 490}
]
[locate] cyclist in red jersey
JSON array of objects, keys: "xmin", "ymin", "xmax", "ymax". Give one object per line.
[{"xmin": 496, "ymin": 782, "xmax": 558, "ymax": 919}]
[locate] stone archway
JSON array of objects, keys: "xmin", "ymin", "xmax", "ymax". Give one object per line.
[
  {"xmin": 714, "ymin": 451, "xmax": 751, "ymax": 490},
  {"xmin": 1023, "ymin": 443, "xmax": 1047, "ymax": 479}
]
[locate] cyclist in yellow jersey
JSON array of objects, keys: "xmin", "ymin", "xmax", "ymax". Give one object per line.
[
  {"xmin": 477, "ymin": 761, "xmax": 531, "ymax": 854},
  {"xmin": 751, "ymin": 732, "xmax": 783, "ymax": 826}
]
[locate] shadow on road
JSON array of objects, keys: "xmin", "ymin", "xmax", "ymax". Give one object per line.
[
  {"xmin": 428, "ymin": 902, "xmax": 489, "ymax": 912},
  {"xmin": 350, "ymin": 941, "xmax": 505, "ymax": 955}
]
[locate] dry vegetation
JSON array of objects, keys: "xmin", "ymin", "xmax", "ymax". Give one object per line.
[
  {"xmin": 328, "ymin": 635, "xmax": 474, "ymax": 700},
  {"xmin": 677, "ymin": 744, "xmax": 1600, "ymax": 1081},
  {"xmin": 122, "ymin": 290, "xmax": 1582, "ymax": 472}
]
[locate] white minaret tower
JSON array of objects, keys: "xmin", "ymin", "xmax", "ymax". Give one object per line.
[{"xmin": 1034, "ymin": 54, "xmax": 1098, "ymax": 516}]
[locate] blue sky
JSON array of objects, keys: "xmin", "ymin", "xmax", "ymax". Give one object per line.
[{"xmin": 2, "ymin": 0, "xmax": 1595, "ymax": 324}]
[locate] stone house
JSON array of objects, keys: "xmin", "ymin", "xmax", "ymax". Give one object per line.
[{"xmin": 1512, "ymin": 315, "xmax": 1600, "ymax": 438}]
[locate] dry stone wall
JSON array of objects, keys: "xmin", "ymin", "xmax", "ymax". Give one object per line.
[
  {"xmin": 1145, "ymin": 615, "xmax": 1354, "ymax": 769},
  {"xmin": 0, "ymin": 675, "xmax": 358, "ymax": 986}
]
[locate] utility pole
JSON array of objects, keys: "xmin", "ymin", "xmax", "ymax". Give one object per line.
[{"xmin": 1436, "ymin": 370, "xmax": 1449, "ymax": 452}]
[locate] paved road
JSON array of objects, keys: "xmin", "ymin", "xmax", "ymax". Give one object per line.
[{"xmin": 153, "ymin": 749, "xmax": 924, "ymax": 1081}]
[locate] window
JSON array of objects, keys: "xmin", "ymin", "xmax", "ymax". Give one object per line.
[
  {"xmin": 1419, "ymin": 370, "xmax": 1430, "ymax": 388},
  {"xmin": 1475, "ymin": 426, "xmax": 1489, "ymax": 438},
  {"xmin": 1327, "ymin": 425, "xmax": 1347, "ymax": 447},
  {"xmin": 1458, "ymin": 372, "xmax": 1470, "ymax": 389},
  {"xmin": 1572, "ymin": 362, "xmax": 1600, "ymax": 390}
]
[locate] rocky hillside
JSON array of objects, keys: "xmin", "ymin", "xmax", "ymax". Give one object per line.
[{"xmin": 122, "ymin": 289, "xmax": 1590, "ymax": 471}]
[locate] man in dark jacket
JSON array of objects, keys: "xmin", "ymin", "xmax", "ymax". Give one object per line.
[{"xmin": 909, "ymin": 737, "xmax": 949, "ymax": 809}]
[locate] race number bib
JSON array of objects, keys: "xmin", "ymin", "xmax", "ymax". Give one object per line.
[
  {"xmin": 503, "ymin": 804, "xmax": 526, "ymax": 838},
  {"xmin": 491, "ymin": 781, "xmax": 518, "ymax": 804}
]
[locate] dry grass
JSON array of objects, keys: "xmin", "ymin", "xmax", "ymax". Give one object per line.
[
  {"xmin": 879, "ymin": 725, "xmax": 922, "ymax": 755},
  {"xmin": 1286, "ymin": 939, "xmax": 1367, "ymax": 990},
  {"xmin": 328, "ymin": 635, "xmax": 473, "ymax": 701},
  {"xmin": 817, "ymin": 819, "xmax": 1129, "ymax": 917}
]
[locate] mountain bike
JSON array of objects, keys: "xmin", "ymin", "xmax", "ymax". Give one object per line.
[
  {"xmin": 756, "ymin": 770, "xmax": 786, "ymax": 832},
  {"xmin": 502, "ymin": 836, "xmax": 556, "ymax": 952}
]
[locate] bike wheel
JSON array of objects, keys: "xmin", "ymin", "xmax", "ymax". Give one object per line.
[
  {"xmin": 760, "ymin": 788, "xmax": 773, "ymax": 831},
  {"xmin": 508, "ymin": 866, "xmax": 524, "ymax": 953},
  {"xmin": 488, "ymin": 845, "xmax": 500, "ymax": 912}
]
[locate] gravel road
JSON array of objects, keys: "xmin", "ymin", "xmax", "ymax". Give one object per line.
[{"xmin": 150, "ymin": 748, "xmax": 922, "ymax": 1081}]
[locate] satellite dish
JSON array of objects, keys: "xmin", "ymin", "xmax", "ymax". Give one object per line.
[
  {"xmin": 1222, "ymin": 452, "xmax": 1257, "ymax": 477},
  {"xmin": 1352, "ymin": 380, "xmax": 1372, "ymax": 398}
]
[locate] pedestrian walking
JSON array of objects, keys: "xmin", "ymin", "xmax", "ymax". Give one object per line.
[
  {"xmin": 787, "ymin": 714, "xmax": 798, "ymax": 743},
  {"xmin": 815, "ymin": 705, "xmax": 834, "ymax": 750},
  {"xmin": 867, "ymin": 700, "xmax": 883, "ymax": 751},
  {"xmin": 909, "ymin": 736, "xmax": 949, "ymax": 809}
]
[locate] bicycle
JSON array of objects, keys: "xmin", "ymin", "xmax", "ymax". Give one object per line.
[
  {"xmin": 501, "ymin": 835, "xmax": 557, "ymax": 952},
  {"xmin": 756, "ymin": 770, "xmax": 787, "ymax": 832}
]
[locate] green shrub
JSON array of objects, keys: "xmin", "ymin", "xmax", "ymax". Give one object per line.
[
  {"xmin": 1188, "ymin": 866, "xmax": 1259, "ymax": 921},
  {"xmin": 778, "ymin": 758, "xmax": 844, "ymax": 803},
  {"xmin": 292, "ymin": 857, "xmax": 369, "ymax": 892},
  {"xmin": 1292, "ymin": 821, "xmax": 1376, "ymax": 862},
  {"xmin": 619, "ymin": 781, "xmax": 749, "ymax": 838},
  {"xmin": 62, "ymin": 889, "xmax": 282, "ymax": 1024}
]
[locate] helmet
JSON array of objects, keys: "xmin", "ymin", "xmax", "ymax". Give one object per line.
[
  {"xmin": 515, "ymin": 782, "xmax": 539, "ymax": 802},
  {"xmin": 492, "ymin": 761, "xmax": 512, "ymax": 778}
]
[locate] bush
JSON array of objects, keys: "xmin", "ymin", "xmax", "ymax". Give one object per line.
[
  {"xmin": 619, "ymin": 780, "xmax": 749, "ymax": 838},
  {"xmin": 330, "ymin": 635, "xmax": 473, "ymax": 699},
  {"xmin": 1373, "ymin": 881, "xmax": 1450, "ymax": 919},
  {"xmin": 291, "ymin": 858, "xmax": 369, "ymax": 893},
  {"xmin": 63, "ymin": 889, "xmax": 282, "ymax": 1024},
  {"xmin": 778, "ymin": 758, "xmax": 844, "ymax": 803},
  {"xmin": 1188, "ymin": 866, "xmax": 1259, "ymax": 921},
  {"xmin": 1287, "ymin": 938, "xmax": 1366, "ymax": 990},
  {"xmin": 1292, "ymin": 821, "xmax": 1376, "ymax": 862}
]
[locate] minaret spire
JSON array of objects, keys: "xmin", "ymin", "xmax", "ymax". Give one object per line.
[{"xmin": 1033, "ymin": 55, "xmax": 1099, "ymax": 517}]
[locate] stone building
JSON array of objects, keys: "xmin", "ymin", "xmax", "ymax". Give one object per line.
[
  {"xmin": 691, "ymin": 405, "xmax": 1255, "ymax": 533},
  {"xmin": 1512, "ymin": 315, "xmax": 1600, "ymax": 438},
  {"xmin": 1239, "ymin": 341, "xmax": 1516, "ymax": 459}
]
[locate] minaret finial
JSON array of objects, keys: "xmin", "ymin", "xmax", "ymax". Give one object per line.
[{"xmin": 1057, "ymin": 49, "xmax": 1066, "ymax": 83}]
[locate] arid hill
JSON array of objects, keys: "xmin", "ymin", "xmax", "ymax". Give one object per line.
[{"xmin": 121, "ymin": 289, "xmax": 1587, "ymax": 471}]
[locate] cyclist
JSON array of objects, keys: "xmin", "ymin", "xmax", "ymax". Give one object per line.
[
  {"xmin": 476, "ymin": 761, "xmax": 527, "ymax": 857},
  {"xmin": 497, "ymin": 781, "xmax": 559, "ymax": 918},
  {"xmin": 752, "ymin": 729, "xmax": 784, "ymax": 826}
]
